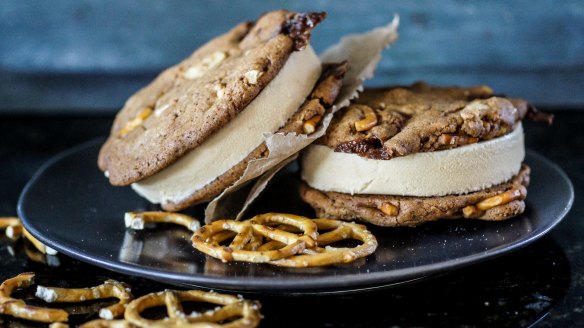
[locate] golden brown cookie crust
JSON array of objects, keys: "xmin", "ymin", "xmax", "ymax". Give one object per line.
[
  {"xmin": 98, "ymin": 10, "xmax": 326, "ymax": 186},
  {"xmin": 162, "ymin": 62, "xmax": 347, "ymax": 211},
  {"xmin": 319, "ymin": 82, "xmax": 530, "ymax": 160},
  {"xmin": 300, "ymin": 165, "xmax": 530, "ymax": 227}
]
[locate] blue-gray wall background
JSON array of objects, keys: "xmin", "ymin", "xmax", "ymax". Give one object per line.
[{"xmin": 1, "ymin": 0, "xmax": 583, "ymax": 113}]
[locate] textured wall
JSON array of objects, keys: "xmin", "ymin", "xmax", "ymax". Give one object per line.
[{"xmin": 1, "ymin": 0, "xmax": 583, "ymax": 112}]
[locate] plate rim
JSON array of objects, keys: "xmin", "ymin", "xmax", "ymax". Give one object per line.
[{"xmin": 17, "ymin": 138, "xmax": 575, "ymax": 293}]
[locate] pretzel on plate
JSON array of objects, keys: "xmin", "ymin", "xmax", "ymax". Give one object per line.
[
  {"xmin": 268, "ymin": 219, "xmax": 378, "ymax": 267},
  {"xmin": 192, "ymin": 213, "xmax": 378, "ymax": 267},
  {"xmin": 124, "ymin": 289, "xmax": 261, "ymax": 328},
  {"xmin": 192, "ymin": 213, "xmax": 318, "ymax": 263},
  {"xmin": 35, "ymin": 279, "xmax": 133, "ymax": 320},
  {"xmin": 0, "ymin": 272, "xmax": 69, "ymax": 323},
  {"xmin": 124, "ymin": 211, "xmax": 200, "ymax": 232}
]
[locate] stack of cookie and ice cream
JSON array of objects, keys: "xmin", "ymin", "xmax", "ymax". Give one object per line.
[
  {"xmin": 300, "ymin": 82, "xmax": 552, "ymax": 227},
  {"xmin": 98, "ymin": 10, "xmax": 347, "ymax": 211},
  {"xmin": 98, "ymin": 8, "xmax": 550, "ymax": 230}
]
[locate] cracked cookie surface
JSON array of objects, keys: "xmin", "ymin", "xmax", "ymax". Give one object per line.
[
  {"xmin": 98, "ymin": 10, "xmax": 325, "ymax": 186},
  {"xmin": 319, "ymin": 81, "xmax": 530, "ymax": 160}
]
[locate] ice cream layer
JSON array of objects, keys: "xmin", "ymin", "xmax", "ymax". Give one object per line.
[
  {"xmin": 302, "ymin": 123, "xmax": 525, "ymax": 196},
  {"xmin": 133, "ymin": 46, "xmax": 322, "ymax": 205}
]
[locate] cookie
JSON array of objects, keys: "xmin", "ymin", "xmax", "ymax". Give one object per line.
[
  {"xmin": 319, "ymin": 81, "xmax": 530, "ymax": 160},
  {"xmin": 161, "ymin": 62, "xmax": 347, "ymax": 211},
  {"xmin": 300, "ymin": 165, "xmax": 530, "ymax": 227},
  {"xmin": 98, "ymin": 10, "xmax": 326, "ymax": 186},
  {"xmin": 299, "ymin": 82, "xmax": 549, "ymax": 227}
]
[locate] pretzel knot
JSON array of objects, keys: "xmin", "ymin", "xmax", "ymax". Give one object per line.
[
  {"xmin": 269, "ymin": 219, "xmax": 378, "ymax": 267},
  {"xmin": 124, "ymin": 289, "xmax": 261, "ymax": 328},
  {"xmin": 192, "ymin": 213, "xmax": 318, "ymax": 263}
]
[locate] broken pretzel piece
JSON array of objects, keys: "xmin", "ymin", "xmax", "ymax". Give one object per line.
[
  {"xmin": 354, "ymin": 106, "xmax": 378, "ymax": 132},
  {"xmin": 0, "ymin": 272, "xmax": 69, "ymax": 323},
  {"xmin": 119, "ymin": 107, "xmax": 153, "ymax": 137},
  {"xmin": 0, "ymin": 217, "xmax": 22, "ymax": 240},
  {"xmin": 23, "ymin": 227, "xmax": 58, "ymax": 255},
  {"xmin": 437, "ymin": 134, "xmax": 479, "ymax": 149},
  {"xmin": 302, "ymin": 115, "xmax": 323, "ymax": 134},
  {"xmin": 124, "ymin": 211, "xmax": 200, "ymax": 232},
  {"xmin": 36, "ymin": 279, "xmax": 133, "ymax": 320},
  {"xmin": 463, "ymin": 187, "xmax": 524, "ymax": 218}
]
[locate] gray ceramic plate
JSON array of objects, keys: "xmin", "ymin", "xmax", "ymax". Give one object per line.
[{"xmin": 18, "ymin": 139, "xmax": 574, "ymax": 295}]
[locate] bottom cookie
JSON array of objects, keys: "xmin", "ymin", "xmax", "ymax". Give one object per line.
[{"xmin": 300, "ymin": 165, "xmax": 530, "ymax": 227}]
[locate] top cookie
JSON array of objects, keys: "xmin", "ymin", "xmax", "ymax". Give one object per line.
[
  {"xmin": 98, "ymin": 10, "xmax": 325, "ymax": 185},
  {"xmin": 319, "ymin": 81, "xmax": 530, "ymax": 160}
]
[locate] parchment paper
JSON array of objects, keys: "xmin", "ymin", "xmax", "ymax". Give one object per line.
[{"xmin": 205, "ymin": 15, "xmax": 400, "ymax": 222}]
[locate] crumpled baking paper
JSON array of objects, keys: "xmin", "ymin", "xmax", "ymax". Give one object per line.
[{"xmin": 205, "ymin": 15, "xmax": 400, "ymax": 222}]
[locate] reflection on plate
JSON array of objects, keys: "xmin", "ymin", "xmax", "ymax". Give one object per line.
[{"xmin": 18, "ymin": 139, "xmax": 574, "ymax": 295}]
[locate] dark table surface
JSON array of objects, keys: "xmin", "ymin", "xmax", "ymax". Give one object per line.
[{"xmin": 0, "ymin": 111, "xmax": 582, "ymax": 327}]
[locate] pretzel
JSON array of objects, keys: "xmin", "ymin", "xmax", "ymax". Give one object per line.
[
  {"xmin": 125, "ymin": 211, "xmax": 200, "ymax": 232},
  {"xmin": 23, "ymin": 240, "xmax": 60, "ymax": 267},
  {"xmin": 22, "ymin": 227, "xmax": 58, "ymax": 255},
  {"xmin": 192, "ymin": 214, "xmax": 318, "ymax": 263},
  {"xmin": 79, "ymin": 319, "xmax": 134, "ymax": 328},
  {"xmin": 269, "ymin": 219, "xmax": 378, "ymax": 268},
  {"xmin": 36, "ymin": 279, "xmax": 133, "ymax": 320},
  {"xmin": 124, "ymin": 289, "xmax": 261, "ymax": 328},
  {"xmin": 0, "ymin": 217, "xmax": 20, "ymax": 229},
  {"xmin": 5, "ymin": 224, "xmax": 23, "ymax": 240},
  {"xmin": 0, "ymin": 272, "xmax": 69, "ymax": 323},
  {"xmin": 0, "ymin": 217, "xmax": 22, "ymax": 240},
  {"xmin": 354, "ymin": 107, "xmax": 378, "ymax": 132}
]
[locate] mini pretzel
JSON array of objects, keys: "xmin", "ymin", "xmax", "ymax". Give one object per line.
[
  {"xmin": 269, "ymin": 219, "xmax": 378, "ymax": 268},
  {"xmin": 0, "ymin": 272, "xmax": 69, "ymax": 323},
  {"xmin": 192, "ymin": 214, "xmax": 318, "ymax": 263},
  {"xmin": 124, "ymin": 289, "xmax": 261, "ymax": 328},
  {"xmin": 125, "ymin": 211, "xmax": 200, "ymax": 232},
  {"xmin": 36, "ymin": 279, "xmax": 133, "ymax": 320}
]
